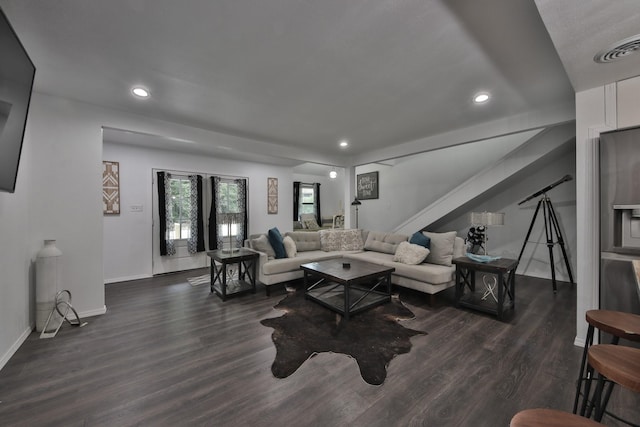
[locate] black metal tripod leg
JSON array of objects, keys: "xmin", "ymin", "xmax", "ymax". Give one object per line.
[
  {"xmin": 547, "ymin": 199, "xmax": 575, "ymax": 284},
  {"xmin": 542, "ymin": 199, "xmax": 558, "ymax": 293},
  {"xmin": 518, "ymin": 198, "xmax": 543, "ymax": 263}
]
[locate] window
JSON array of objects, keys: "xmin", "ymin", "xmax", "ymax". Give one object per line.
[
  {"xmin": 168, "ymin": 176, "xmax": 191, "ymax": 240},
  {"xmin": 218, "ymin": 180, "xmax": 240, "ymax": 237},
  {"xmin": 299, "ymin": 184, "xmax": 315, "ymax": 216}
]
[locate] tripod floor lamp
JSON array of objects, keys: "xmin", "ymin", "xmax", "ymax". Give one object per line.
[{"xmin": 351, "ymin": 198, "xmax": 361, "ymax": 228}]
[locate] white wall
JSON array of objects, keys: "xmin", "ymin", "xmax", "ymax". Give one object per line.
[
  {"xmin": 355, "ymin": 132, "xmax": 536, "ymax": 232},
  {"xmin": 436, "ymin": 145, "xmax": 576, "ymax": 282},
  {"xmin": 0, "ymin": 91, "xmax": 298, "ymax": 370},
  {"xmin": 102, "ymin": 142, "xmax": 293, "ymax": 283}
]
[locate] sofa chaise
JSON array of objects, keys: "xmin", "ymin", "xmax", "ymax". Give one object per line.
[{"xmin": 245, "ymin": 228, "xmax": 464, "ymax": 304}]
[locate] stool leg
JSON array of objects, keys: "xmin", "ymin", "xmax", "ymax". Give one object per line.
[
  {"xmin": 574, "ymin": 324, "xmax": 594, "ymax": 414},
  {"xmin": 593, "ymin": 374, "xmax": 607, "ymax": 422},
  {"xmin": 582, "ymin": 365, "xmax": 596, "ymax": 417}
]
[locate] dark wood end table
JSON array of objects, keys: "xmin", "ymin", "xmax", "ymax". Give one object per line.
[
  {"xmin": 453, "ymin": 256, "xmax": 518, "ymax": 320},
  {"xmin": 207, "ymin": 248, "xmax": 259, "ymax": 301},
  {"xmin": 301, "ymin": 259, "xmax": 394, "ymax": 322}
]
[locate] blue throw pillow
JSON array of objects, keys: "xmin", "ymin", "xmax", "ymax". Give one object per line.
[
  {"xmin": 410, "ymin": 231, "xmax": 431, "ymax": 249},
  {"xmin": 268, "ymin": 227, "xmax": 287, "ymax": 259}
]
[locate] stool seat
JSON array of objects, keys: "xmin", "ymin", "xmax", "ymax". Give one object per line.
[
  {"xmin": 510, "ymin": 409, "xmax": 604, "ymax": 426},
  {"xmin": 588, "ymin": 344, "xmax": 640, "ymax": 393},
  {"xmin": 586, "ymin": 310, "xmax": 640, "ymax": 342}
]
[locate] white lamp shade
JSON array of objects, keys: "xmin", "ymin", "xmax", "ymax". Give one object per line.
[{"xmin": 470, "ymin": 211, "xmax": 505, "ymax": 226}]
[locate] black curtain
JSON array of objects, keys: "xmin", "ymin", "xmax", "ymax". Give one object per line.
[
  {"xmin": 293, "ymin": 181, "xmax": 301, "ymax": 221},
  {"xmin": 196, "ymin": 175, "xmax": 205, "ymax": 252},
  {"xmin": 208, "ymin": 176, "xmax": 218, "ymax": 250},
  {"xmin": 157, "ymin": 171, "xmax": 168, "ymax": 255},
  {"xmin": 314, "ymin": 183, "xmax": 321, "ymax": 224},
  {"xmin": 242, "ymin": 179, "xmax": 248, "ymax": 244}
]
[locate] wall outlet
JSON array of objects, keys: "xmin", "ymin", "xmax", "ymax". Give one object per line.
[{"xmin": 130, "ymin": 205, "xmax": 144, "ymax": 212}]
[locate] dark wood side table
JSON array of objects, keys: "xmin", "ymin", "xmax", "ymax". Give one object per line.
[
  {"xmin": 453, "ymin": 256, "xmax": 518, "ymax": 320},
  {"xmin": 207, "ymin": 248, "xmax": 259, "ymax": 301}
]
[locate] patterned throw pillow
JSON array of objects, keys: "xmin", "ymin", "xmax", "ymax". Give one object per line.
[
  {"xmin": 393, "ymin": 241, "xmax": 430, "ymax": 265},
  {"xmin": 319, "ymin": 230, "xmax": 341, "ymax": 251},
  {"xmin": 303, "ymin": 218, "xmax": 320, "ymax": 230},
  {"xmin": 340, "ymin": 229, "xmax": 364, "ymax": 251}
]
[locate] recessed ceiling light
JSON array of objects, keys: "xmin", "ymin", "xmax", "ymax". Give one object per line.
[
  {"xmin": 132, "ymin": 86, "xmax": 150, "ymax": 98},
  {"xmin": 473, "ymin": 92, "xmax": 490, "ymax": 104},
  {"xmin": 339, "ymin": 140, "xmax": 349, "ymax": 148},
  {"xmin": 329, "ymin": 170, "xmax": 338, "ymax": 179}
]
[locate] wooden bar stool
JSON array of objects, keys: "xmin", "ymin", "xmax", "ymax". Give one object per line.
[
  {"xmin": 510, "ymin": 408, "xmax": 604, "ymax": 426},
  {"xmin": 587, "ymin": 344, "xmax": 640, "ymax": 425},
  {"xmin": 573, "ymin": 310, "xmax": 640, "ymax": 417}
]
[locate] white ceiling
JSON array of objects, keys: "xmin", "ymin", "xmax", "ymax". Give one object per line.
[{"xmin": 1, "ymin": 0, "xmax": 638, "ymax": 166}]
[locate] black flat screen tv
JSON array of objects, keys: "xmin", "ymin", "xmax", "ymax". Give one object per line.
[{"xmin": 0, "ymin": 6, "xmax": 35, "ymax": 193}]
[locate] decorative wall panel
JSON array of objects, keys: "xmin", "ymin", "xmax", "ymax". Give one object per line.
[
  {"xmin": 267, "ymin": 177, "xmax": 278, "ymax": 214},
  {"xmin": 103, "ymin": 161, "xmax": 120, "ymax": 215}
]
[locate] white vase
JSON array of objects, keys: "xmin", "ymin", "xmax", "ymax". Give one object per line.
[{"xmin": 35, "ymin": 239, "xmax": 63, "ymax": 332}]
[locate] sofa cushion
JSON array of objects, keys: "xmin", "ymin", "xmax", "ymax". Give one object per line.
[
  {"xmin": 285, "ymin": 231, "xmax": 322, "ymax": 252},
  {"xmin": 268, "ymin": 227, "xmax": 286, "ymax": 259},
  {"xmin": 410, "ymin": 231, "xmax": 431, "ymax": 249},
  {"xmin": 393, "ymin": 241, "xmax": 430, "ymax": 265},
  {"xmin": 283, "ymin": 235, "xmax": 297, "ymax": 258},
  {"xmin": 390, "ymin": 262, "xmax": 455, "ymax": 285},
  {"xmin": 251, "ymin": 234, "xmax": 275, "ymax": 259},
  {"xmin": 364, "ymin": 231, "xmax": 408, "ymax": 254},
  {"xmin": 343, "ymin": 251, "xmax": 395, "ymax": 264},
  {"xmin": 262, "ymin": 250, "xmax": 340, "ymax": 275},
  {"xmin": 422, "ymin": 231, "xmax": 456, "ymax": 266}
]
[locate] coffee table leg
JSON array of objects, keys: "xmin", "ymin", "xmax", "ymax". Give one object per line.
[{"xmin": 344, "ymin": 283, "xmax": 350, "ymax": 322}]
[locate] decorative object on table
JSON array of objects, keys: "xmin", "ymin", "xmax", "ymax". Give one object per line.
[
  {"xmin": 218, "ymin": 211, "xmax": 243, "ymax": 253},
  {"xmin": 351, "ymin": 198, "xmax": 361, "ymax": 228},
  {"xmin": 469, "ymin": 211, "xmax": 504, "ymax": 255},
  {"xmin": 465, "ymin": 253, "xmax": 501, "ymax": 263},
  {"xmin": 465, "ymin": 226, "xmax": 485, "ymax": 254},
  {"xmin": 267, "ymin": 177, "xmax": 278, "ymax": 214},
  {"xmin": 260, "ymin": 285, "xmax": 426, "ymax": 385},
  {"xmin": 356, "ymin": 171, "xmax": 379, "ymax": 200},
  {"xmin": 102, "ymin": 160, "xmax": 120, "ymax": 215},
  {"xmin": 332, "ymin": 214, "xmax": 344, "ymax": 229},
  {"xmin": 517, "ymin": 174, "xmax": 574, "ymax": 293}
]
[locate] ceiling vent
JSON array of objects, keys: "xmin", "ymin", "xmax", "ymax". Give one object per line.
[{"xmin": 594, "ymin": 34, "xmax": 640, "ymax": 63}]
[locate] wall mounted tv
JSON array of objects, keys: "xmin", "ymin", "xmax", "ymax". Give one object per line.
[{"xmin": 0, "ymin": 7, "xmax": 35, "ymax": 193}]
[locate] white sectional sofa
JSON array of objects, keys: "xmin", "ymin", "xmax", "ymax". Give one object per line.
[{"xmin": 246, "ymin": 228, "xmax": 465, "ymax": 304}]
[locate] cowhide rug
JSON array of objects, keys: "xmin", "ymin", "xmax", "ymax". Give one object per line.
[{"xmin": 260, "ymin": 287, "xmax": 426, "ymax": 385}]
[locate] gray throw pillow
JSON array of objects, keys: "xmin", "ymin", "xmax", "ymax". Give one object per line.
[
  {"xmin": 422, "ymin": 231, "xmax": 457, "ymax": 266},
  {"xmin": 251, "ymin": 234, "xmax": 276, "ymax": 259}
]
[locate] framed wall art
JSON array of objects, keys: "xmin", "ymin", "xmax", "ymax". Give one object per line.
[
  {"xmin": 267, "ymin": 177, "xmax": 278, "ymax": 214},
  {"xmin": 103, "ymin": 160, "xmax": 120, "ymax": 215},
  {"xmin": 356, "ymin": 171, "xmax": 379, "ymax": 200}
]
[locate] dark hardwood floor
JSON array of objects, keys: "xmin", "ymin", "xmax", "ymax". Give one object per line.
[{"xmin": 1, "ymin": 271, "xmax": 638, "ymax": 426}]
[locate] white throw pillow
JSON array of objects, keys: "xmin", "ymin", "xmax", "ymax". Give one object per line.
[
  {"xmin": 393, "ymin": 241, "xmax": 430, "ymax": 265},
  {"xmin": 283, "ymin": 235, "xmax": 297, "ymax": 258}
]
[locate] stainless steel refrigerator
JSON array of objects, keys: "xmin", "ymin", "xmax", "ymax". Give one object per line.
[{"xmin": 600, "ymin": 126, "xmax": 640, "ymax": 343}]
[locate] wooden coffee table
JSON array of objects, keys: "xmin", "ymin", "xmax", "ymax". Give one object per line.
[{"xmin": 301, "ymin": 259, "xmax": 395, "ymax": 321}]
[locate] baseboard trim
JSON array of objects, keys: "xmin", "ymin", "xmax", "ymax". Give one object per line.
[
  {"xmin": 80, "ymin": 305, "xmax": 107, "ymax": 318},
  {"xmin": 104, "ymin": 274, "xmax": 152, "ymax": 284},
  {"xmin": 0, "ymin": 326, "xmax": 32, "ymax": 372}
]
